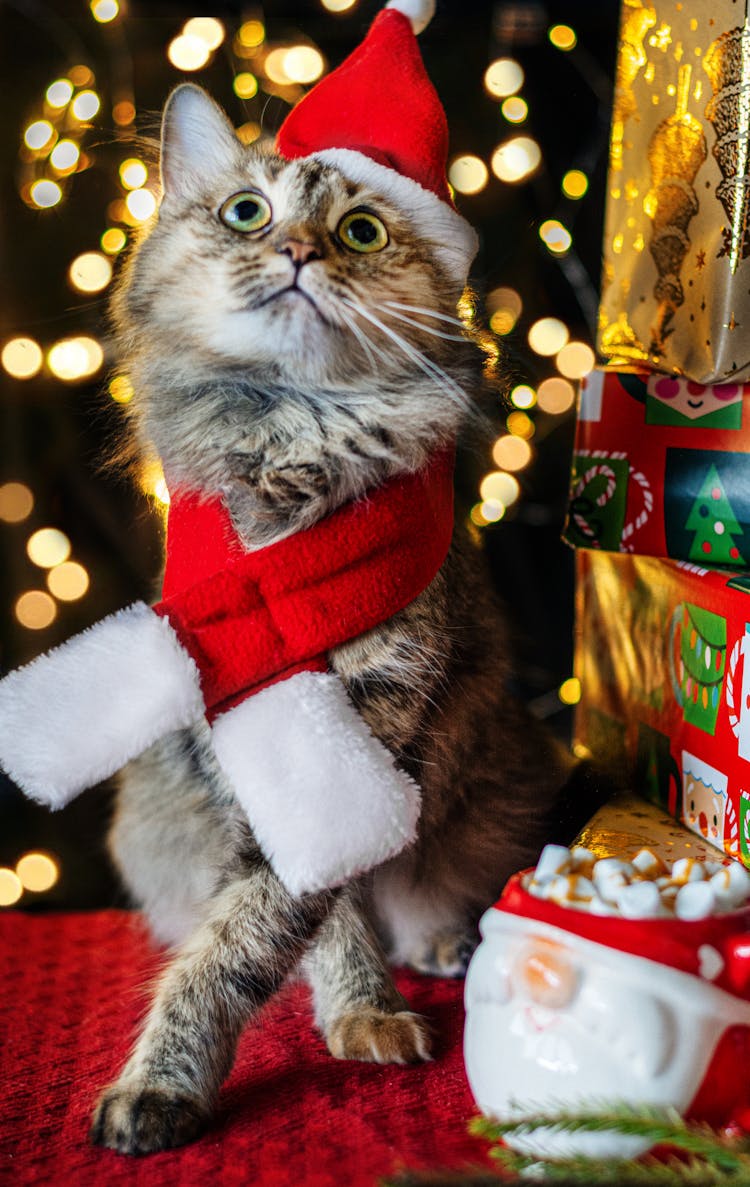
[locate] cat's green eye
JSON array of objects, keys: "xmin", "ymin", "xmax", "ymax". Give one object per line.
[
  {"xmin": 338, "ymin": 210, "xmax": 389, "ymax": 254},
  {"xmin": 220, "ymin": 191, "xmax": 272, "ymax": 234}
]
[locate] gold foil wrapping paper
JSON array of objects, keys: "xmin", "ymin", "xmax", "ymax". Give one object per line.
[{"xmin": 599, "ymin": 0, "xmax": 750, "ymax": 382}]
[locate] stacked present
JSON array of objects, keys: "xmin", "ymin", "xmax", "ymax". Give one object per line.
[{"xmin": 568, "ymin": 0, "xmax": 750, "ymax": 866}]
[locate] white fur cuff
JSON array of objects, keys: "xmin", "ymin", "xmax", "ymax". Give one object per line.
[
  {"xmin": 0, "ymin": 602, "xmax": 204, "ymax": 807},
  {"xmin": 210, "ymin": 670, "xmax": 421, "ymax": 896}
]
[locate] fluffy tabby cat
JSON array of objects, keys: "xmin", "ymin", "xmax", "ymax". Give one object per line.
[{"xmin": 91, "ymin": 84, "xmax": 574, "ymax": 1155}]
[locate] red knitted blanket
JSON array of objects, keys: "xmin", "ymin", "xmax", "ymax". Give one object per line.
[{"xmin": 0, "ymin": 911, "xmax": 491, "ymax": 1186}]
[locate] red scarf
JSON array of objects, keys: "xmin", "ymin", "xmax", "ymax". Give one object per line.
[{"xmin": 154, "ymin": 450, "xmax": 455, "ymax": 722}]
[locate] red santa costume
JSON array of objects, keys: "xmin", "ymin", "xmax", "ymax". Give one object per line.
[{"xmin": 0, "ymin": 1, "xmax": 479, "ymax": 895}]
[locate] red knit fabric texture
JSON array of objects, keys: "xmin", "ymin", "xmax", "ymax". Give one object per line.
[
  {"xmin": 0, "ymin": 910, "xmax": 492, "ymax": 1186},
  {"xmin": 276, "ymin": 9, "xmax": 453, "ymax": 206},
  {"xmin": 155, "ymin": 451, "xmax": 454, "ymax": 716}
]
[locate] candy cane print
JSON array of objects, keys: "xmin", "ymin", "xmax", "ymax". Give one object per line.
[
  {"xmin": 725, "ymin": 794, "xmax": 739, "ymax": 858},
  {"xmin": 727, "ymin": 626, "xmax": 750, "ymax": 759},
  {"xmin": 727, "ymin": 635, "xmax": 741, "ymax": 737},
  {"xmin": 621, "ymin": 468, "xmax": 654, "ymax": 549},
  {"xmin": 571, "ymin": 463, "xmax": 618, "ymax": 545}
]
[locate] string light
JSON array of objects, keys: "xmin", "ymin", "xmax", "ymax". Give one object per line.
[
  {"xmin": 471, "ymin": 499, "xmax": 506, "ymax": 526},
  {"xmin": 562, "ymin": 169, "xmax": 589, "ymax": 199},
  {"xmin": 283, "ymin": 46, "xmax": 325, "ymax": 84},
  {"xmin": 101, "ymin": 227, "xmax": 127, "ymax": 253},
  {"xmin": 16, "ymin": 852, "xmax": 59, "ymax": 892},
  {"xmin": 539, "ymin": 219, "xmax": 572, "ymax": 254},
  {"xmin": 549, "ymin": 25, "xmax": 577, "ymax": 51},
  {"xmin": 448, "ymin": 155, "xmax": 489, "ymax": 195},
  {"xmin": 322, "ymin": 0, "xmax": 358, "ymax": 10},
  {"xmin": 484, "ymin": 58, "xmax": 524, "ymax": 98},
  {"xmin": 558, "ymin": 676, "xmax": 582, "ymax": 705},
  {"xmin": 537, "ymin": 376, "xmax": 576, "ymax": 414},
  {"xmin": 491, "ymin": 137, "xmax": 541, "ymax": 183},
  {"xmin": 501, "ymin": 97, "xmax": 528, "ymax": 124},
  {"xmin": 119, "ymin": 158, "xmax": 147, "ymax": 189},
  {"xmin": 510, "ymin": 384, "xmax": 536, "ymax": 409},
  {"xmin": 47, "ymin": 561, "xmax": 90, "ymax": 601},
  {"xmin": 71, "ymin": 90, "xmax": 101, "ymax": 121},
  {"xmin": 506, "ymin": 411, "xmax": 535, "ymax": 439},
  {"xmin": 237, "ymin": 19, "xmax": 265, "ymax": 48},
  {"xmin": 113, "ymin": 100, "xmax": 136, "ymax": 126},
  {"xmin": 27, "ymin": 528, "xmax": 71, "ymax": 568},
  {"xmin": 492, "ymin": 435, "xmax": 533, "ymax": 471},
  {"xmin": 69, "ymin": 66, "xmax": 94, "ymax": 87},
  {"xmin": 168, "ymin": 34, "xmax": 211, "ymax": 71},
  {"xmin": 125, "ymin": 188, "xmax": 157, "ymax": 221},
  {"xmin": 2, "ymin": 338, "xmax": 43, "ymax": 379},
  {"xmin": 109, "ymin": 374, "xmax": 134, "ymax": 403},
  {"xmin": 183, "ymin": 18, "xmax": 225, "ymax": 50},
  {"xmin": 47, "ymin": 337, "xmax": 103, "ymax": 381},
  {"xmin": 528, "ymin": 317, "xmax": 569, "ymax": 356},
  {"xmin": 233, "ymin": 73, "xmax": 259, "ymax": 99},
  {"xmin": 556, "ymin": 341, "xmax": 595, "ymax": 379},
  {"xmin": 24, "ymin": 120, "xmax": 55, "ymax": 151},
  {"xmin": 488, "ymin": 286, "xmax": 522, "ymax": 336},
  {"xmin": 237, "ymin": 122, "xmax": 262, "ymax": 145},
  {"xmin": 0, "ymin": 483, "xmax": 34, "ymax": 523},
  {"xmin": 50, "ymin": 139, "xmax": 80, "ymax": 172},
  {"xmin": 15, "ymin": 590, "xmax": 57, "ymax": 630},
  {"xmin": 45, "ymin": 79, "xmax": 73, "ymax": 108},
  {"xmin": 480, "ymin": 471, "xmax": 520, "ymax": 506},
  {"xmin": 29, "ymin": 180, "xmax": 62, "ymax": 208},
  {"xmin": 68, "ymin": 251, "xmax": 113, "ymax": 293},
  {"xmin": 90, "ymin": 0, "xmax": 119, "ymax": 22},
  {"xmin": 0, "ymin": 869, "xmax": 23, "ymax": 907}
]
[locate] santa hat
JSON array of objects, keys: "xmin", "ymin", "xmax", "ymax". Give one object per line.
[
  {"xmin": 276, "ymin": 0, "xmax": 478, "ymax": 284},
  {"xmin": 496, "ymin": 872, "xmax": 750, "ymax": 1003}
]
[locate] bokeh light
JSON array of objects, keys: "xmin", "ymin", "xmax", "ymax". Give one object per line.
[
  {"xmin": 109, "ymin": 374, "xmax": 134, "ymax": 403},
  {"xmin": 537, "ymin": 376, "xmax": 576, "ymax": 414},
  {"xmin": 539, "ymin": 219, "xmax": 572, "ymax": 254},
  {"xmin": 90, "ymin": 0, "xmax": 119, "ymax": 22},
  {"xmin": 238, "ymin": 19, "xmax": 265, "ymax": 46},
  {"xmin": 168, "ymin": 34, "xmax": 211, "ymax": 71},
  {"xmin": 549, "ymin": 24, "xmax": 577, "ymax": 51},
  {"xmin": 24, "ymin": 120, "xmax": 55, "ymax": 151},
  {"xmin": 233, "ymin": 72, "xmax": 259, "ymax": 99},
  {"xmin": 46, "ymin": 79, "xmax": 73, "ymax": 108},
  {"xmin": 479, "ymin": 471, "xmax": 521, "ymax": 506},
  {"xmin": 558, "ymin": 676, "xmax": 582, "ymax": 705},
  {"xmin": 2, "ymin": 338, "xmax": 43, "ymax": 379},
  {"xmin": 0, "ymin": 869, "xmax": 23, "ymax": 907},
  {"xmin": 492, "ymin": 435, "xmax": 533, "ymax": 471},
  {"xmin": 562, "ymin": 169, "xmax": 589, "ymax": 199},
  {"xmin": 47, "ymin": 561, "xmax": 90, "ymax": 601},
  {"xmin": 484, "ymin": 58, "xmax": 524, "ymax": 98},
  {"xmin": 183, "ymin": 18, "xmax": 225, "ymax": 50},
  {"xmin": 47, "ymin": 337, "xmax": 104, "ymax": 381},
  {"xmin": 507, "ymin": 411, "xmax": 535, "ymax": 439},
  {"xmin": 487, "ymin": 286, "xmax": 522, "ymax": 336},
  {"xmin": 510, "ymin": 384, "xmax": 537, "ymax": 409},
  {"xmin": 322, "ymin": 0, "xmax": 357, "ymax": 9},
  {"xmin": 50, "ymin": 139, "xmax": 80, "ymax": 172},
  {"xmin": 29, "ymin": 180, "xmax": 62, "ymax": 208},
  {"xmin": 125, "ymin": 188, "xmax": 157, "ymax": 221},
  {"xmin": 556, "ymin": 341, "xmax": 596, "ymax": 379},
  {"xmin": 27, "ymin": 528, "xmax": 71, "ymax": 568},
  {"xmin": 448, "ymin": 155, "xmax": 489, "ymax": 195},
  {"xmin": 0, "ymin": 483, "xmax": 34, "ymax": 523},
  {"xmin": 119, "ymin": 158, "xmax": 148, "ymax": 189},
  {"xmin": 113, "ymin": 100, "xmax": 136, "ymax": 126},
  {"xmin": 491, "ymin": 137, "xmax": 541, "ymax": 183},
  {"xmin": 16, "ymin": 852, "xmax": 59, "ymax": 893},
  {"xmin": 15, "ymin": 591, "xmax": 57, "ymax": 630},
  {"xmin": 501, "ymin": 96, "xmax": 528, "ymax": 124},
  {"xmin": 101, "ymin": 227, "xmax": 127, "ymax": 254},
  {"xmin": 283, "ymin": 46, "xmax": 325, "ymax": 84},
  {"xmin": 71, "ymin": 90, "xmax": 100, "ymax": 120},
  {"xmin": 68, "ymin": 251, "xmax": 113, "ymax": 293},
  {"xmin": 528, "ymin": 317, "xmax": 569, "ymax": 356}
]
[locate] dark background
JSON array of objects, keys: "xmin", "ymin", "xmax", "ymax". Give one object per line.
[{"xmin": 0, "ymin": 0, "xmax": 619, "ymax": 909}]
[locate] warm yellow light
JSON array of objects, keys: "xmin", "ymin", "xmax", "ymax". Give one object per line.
[
  {"xmin": 489, "ymin": 310, "xmax": 515, "ymax": 335},
  {"xmin": 322, "ymin": 0, "xmax": 357, "ymax": 10},
  {"xmin": 0, "ymin": 869, "xmax": 22, "ymax": 907},
  {"xmin": 510, "ymin": 384, "xmax": 536, "ymax": 409},
  {"xmin": 537, "ymin": 376, "xmax": 576, "ymax": 414},
  {"xmin": 237, "ymin": 122, "xmax": 262, "ymax": 145},
  {"xmin": 15, "ymin": 591, "xmax": 57, "ymax": 630},
  {"xmin": 16, "ymin": 852, "xmax": 59, "ymax": 893},
  {"xmin": 558, "ymin": 676, "xmax": 582, "ymax": 705},
  {"xmin": 484, "ymin": 58, "xmax": 524, "ymax": 98},
  {"xmin": 27, "ymin": 528, "xmax": 71, "ymax": 568},
  {"xmin": 90, "ymin": 0, "xmax": 119, "ymax": 22},
  {"xmin": 47, "ymin": 561, "xmax": 90, "ymax": 601},
  {"xmin": 501, "ymin": 96, "xmax": 528, "ymax": 123},
  {"xmin": 50, "ymin": 139, "xmax": 80, "ymax": 172},
  {"xmin": 71, "ymin": 90, "xmax": 101, "ymax": 120},
  {"xmin": 491, "ymin": 137, "xmax": 541, "ymax": 183},
  {"xmin": 2, "ymin": 338, "xmax": 43, "ymax": 379},
  {"xmin": 233, "ymin": 72, "xmax": 259, "ymax": 99},
  {"xmin": 119, "ymin": 158, "xmax": 148, "ymax": 189},
  {"xmin": 528, "ymin": 317, "xmax": 569, "ymax": 356},
  {"xmin": 264, "ymin": 48, "xmax": 293, "ymax": 84},
  {"xmin": 479, "ymin": 471, "xmax": 520, "ymax": 506},
  {"xmin": 101, "ymin": 227, "xmax": 127, "ymax": 254},
  {"xmin": 283, "ymin": 46, "xmax": 325, "ymax": 84},
  {"xmin": 109, "ymin": 374, "xmax": 134, "ymax": 403},
  {"xmin": 506, "ymin": 411, "xmax": 535, "ymax": 439},
  {"xmin": 46, "ymin": 79, "xmax": 74, "ymax": 108},
  {"xmin": 125, "ymin": 188, "xmax": 157, "ymax": 221},
  {"xmin": 168, "ymin": 33, "xmax": 211, "ymax": 71},
  {"xmin": 549, "ymin": 24, "xmax": 577, "ymax": 51},
  {"xmin": 238, "ymin": 19, "xmax": 266, "ymax": 46},
  {"xmin": 448, "ymin": 155, "xmax": 489, "ymax": 195},
  {"xmin": 24, "ymin": 120, "xmax": 55, "ymax": 151},
  {"xmin": 183, "ymin": 17, "xmax": 225, "ymax": 50},
  {"xmin": 29, "ymin": 180, "xmax": 63, "ymax": 208},
  {"xmin": 69, "ymin": 65, "xmax": 94, "ymax": 87},
  {"xmin": 0, "ymin": 483, "xmax": 34, "ymax": 523},
  {"xmin": 539, "ymin": 219, "xmax": 572, "ymax": 254},
  {"xmin": 142, "ymin": 461, "xmax": 170, "ymax": 505},
  {"xmin": 68, "ymin": 251, "xmax": 113, "ymax": 294},
  {"xmin": 487, "ymin": 286, "xmax": 522, "ymax": 337},
  {"xmin": 556, "ymin": 341, "xmax": 595, "ymax": 380},
  {"xmin": 562, "ymin": 169, "xmax": 588, "ymax": 199},
  {"xmin": 113, "ymin": 100, "xmax": 136, "ymax": 126},
  {"xmin": 492, "ymin": 434, "xmax": 533, "ymax": 472},
  {"xmin": 47, "ymin": 336, "xmax": 104, "ymax": 381}
]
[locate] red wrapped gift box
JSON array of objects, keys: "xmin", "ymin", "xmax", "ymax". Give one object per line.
[
  {"xmin": 565, "ymin": 369, "xmax": 750, "ymax": 567},
  {"xmin": 575, "ymin": 548, "xmax": 750, "ymax": 864}
]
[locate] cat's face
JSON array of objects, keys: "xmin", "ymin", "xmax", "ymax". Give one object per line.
[{"xmin": 118, "ymin": 86, "xmax": 468, "ymax": 389}]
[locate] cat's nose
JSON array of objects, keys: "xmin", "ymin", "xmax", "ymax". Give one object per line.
[{"xmin": 277, "ymin": 239, "xmax": 323, "ymax": 268}]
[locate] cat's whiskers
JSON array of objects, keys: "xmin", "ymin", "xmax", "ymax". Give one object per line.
[
  {"xmin": 381, "ymin": 301, "xmax": 466, "ymax": 329},
  {"xmin": 372, "ymin": 303, "xmax": 468, "ymax": 343},
  {"xmin": 337, "ymin": 307, "xmax": 384, "ymax": 373},
  {"xmin": 341, "ymin": 297, "xmax": 469, "ymax": 410}
]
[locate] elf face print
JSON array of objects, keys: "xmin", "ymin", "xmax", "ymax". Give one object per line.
[{"xmin": 646, "ymin": 375, "xmax": 743, "ymax": 428}]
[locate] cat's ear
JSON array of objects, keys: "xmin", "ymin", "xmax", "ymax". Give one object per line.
[{"xmin": 160, "ymin": 84, "xmax": 241, "ymax": 201}]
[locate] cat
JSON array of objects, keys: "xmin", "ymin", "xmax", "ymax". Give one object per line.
[{"xmin": 91, "ymin": 83, "xmax": 576, "ymax": 1155}]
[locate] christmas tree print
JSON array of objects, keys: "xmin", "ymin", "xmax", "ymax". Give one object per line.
[{"xmin": 686, "ymin": 464, "xmax": 745, "ymax": 565}]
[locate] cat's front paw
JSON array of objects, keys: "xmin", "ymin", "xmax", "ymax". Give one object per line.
[
  {"xmin": 326, "ymin": 1007, "xmax": 432, "ymax": 1064},
  {"xmin": 408, "ymin": 927, "xmax": 478, "ymax": 979},
  {"xmin": 91, "ymin": 1082, "xmax": 210, "ymax": 1155}
]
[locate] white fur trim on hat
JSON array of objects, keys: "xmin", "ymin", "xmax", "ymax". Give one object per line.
[
  {"xmin": 210, "ymin": 669, "xmax": 421, "ymax": 896},
  {"xmin": 386, "ymin": 0, "xmax": 436, "ymax": 35},
  {"xmin": 313, "ymin": 147, "xmax": 478, "ymax": 284},
  {"xmin": 0, "ymin": 602, "xmax": 204, "ymax": 807}
]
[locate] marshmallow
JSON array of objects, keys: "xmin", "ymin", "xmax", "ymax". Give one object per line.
[
  {"xmin": 672, "ymin": 858, "xmax": 707, "ymax": 884},
  {"xmin": 534, "ymin": 844, "xmax": 573, "ymax": 883},
  {"xmin": 675, "ymin": 880, "xmax": 716, "ymax": 920},
  {"xmin": 631, "ymin": 848, "xmax": 668, "ymax": 879},
  {"xmin": 615, "ymin": 880, "xmax": 663, "ymax": 919}
]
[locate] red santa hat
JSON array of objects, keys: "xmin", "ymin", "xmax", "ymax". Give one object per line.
[
  {"xmin": 497, "ymin": 872, "xmax": 750, "ymax": 1003},
  {"xmin": 276, "ymin": 0, "xmax": 478, "ymax": 285}
]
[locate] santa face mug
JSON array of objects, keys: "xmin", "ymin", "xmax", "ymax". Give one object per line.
[{"xmin": 464, "ymin": 872, "xmax": 750, "ymax": 1159}]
